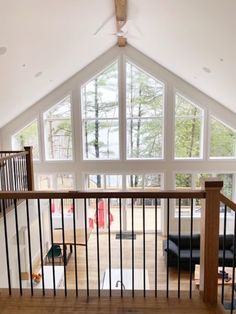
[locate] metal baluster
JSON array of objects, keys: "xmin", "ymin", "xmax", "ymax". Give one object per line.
[
  {"xmin": 155, "ymin": 198, "xmax": 157, "ymax": 298},
  {"xmin": 2, "ymin": 159, "xmax": 7, "ymax": 209},
  {"xmin": 108, "ymin": 198, "xmax": 112, "ymax": 297},
  {"xmin": 189, "ymin": 198, "xmax": 193, "ymax": 299},
  {"xmin": 230, "ymin": 211, "xmax": 236, "ymax": 314},
  {"xmin": 119, "ymin": 198, "xmax": 123, "ymax": 297},
  {"xmin": 72, "ymin": 198, "xmax": 78, "ymax": 296},
  {"xmin": 14, "ymin": 199, "xmax": 22, "ymax": 295},
  {"xmin": 84, "ymin": 199, "xmax": 89, "ymax": 296},
  {"xmin": 143, "ymin": 198, "xmax": 146, "ymax": 297},
  {"xmin": 131, "ymin": 198, "xmax": 134, "ymax": 298},
  {"xmin": 49, "ymin": 199, "xmax": 56, "ymax": 296},
  {"xmin": 37, "ymin": 199, "xmax": 45, "ymax": 296},
  {"xmin": 2, "ymin": 200, "xmax": 11, "ymax": 295},
  {"xmin": 178, "ymin": 198, "xmax": 181, "ymax": 298},
  {"xmin": 9, "ymin": 158, "xmax": 14, "ymax": 192},
  {"xmin": 221, "ymin": 204, "xmax": 227, "ymax": 304},
  {"xmin": 166, "ymin": 198, "xmax": 170, "ymax": 298},
  {"xmin": 18, "ymin": 157, "xmax": 23, "ymax": 190},
  {"xmin": 95, "ymin": 198, "xmax": 100, "ymax": 297},
  {"xmin": 61, "ymin": 198, "xmax": 67, "ymax": 296},
  {"xmin": 26, "ymin": 199, "xmax": 33, "ymax": 296}
]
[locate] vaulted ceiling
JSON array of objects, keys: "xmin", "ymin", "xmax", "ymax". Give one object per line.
[{"xmin": 0, "ymin": 0, "xmax": 235, "ymax": 127}]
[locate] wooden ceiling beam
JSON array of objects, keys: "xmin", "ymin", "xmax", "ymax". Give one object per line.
[{"xmin": 115, "ymin": 0, "xmax": 127, "ymax": 47}]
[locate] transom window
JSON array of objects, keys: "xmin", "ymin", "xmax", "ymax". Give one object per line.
[
  {"xmin": 37, "ymin": 173, "xmax": 75, "ymax": 216},
  {"xmin": 86, "ymin": 173, "xmax": 162, "ymax": 232},
  {"xmin": 175, "ymin": 172, "xmax": 234, "ymax": 217}
]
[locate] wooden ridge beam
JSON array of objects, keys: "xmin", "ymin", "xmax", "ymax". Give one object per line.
[{"xmin": 115, "ymin": 0, "xmax": 127, "ymax": 47}]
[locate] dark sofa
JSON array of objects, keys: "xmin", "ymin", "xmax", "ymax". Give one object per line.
[{"xmin": 163, "ymin": 234, "xmax": 235, "ymax": 270}]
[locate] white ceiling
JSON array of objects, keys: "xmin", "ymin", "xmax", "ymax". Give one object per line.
[{"xmin": 0, "ymin": 0, "xmax": 235, "ymax": 128}]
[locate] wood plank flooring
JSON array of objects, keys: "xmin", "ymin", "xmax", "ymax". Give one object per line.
[
  {"xmin": 0, "ymin": 233, "xmax": 227, "ymax": 313},
  {"xmin": 0, "ymin": 295, "xmax": 225, "ymax": 314},
  {"xmin": 62, "ymin": 232, "xmax": 196, "ymax": 292}
]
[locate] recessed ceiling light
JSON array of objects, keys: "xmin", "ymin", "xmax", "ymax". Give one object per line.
[
  {"xmin": 34, "ymin": 71, "xmax": 42, "ymax": 78},
  {"xmin": 0, "ymin": 46, "xmax": 7, "ymax": 56},
  {"xmin": 202, "ymin": 67, "xmax": 211, "ymax": 73}
]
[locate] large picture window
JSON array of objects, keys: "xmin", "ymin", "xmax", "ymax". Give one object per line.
[
  {"xmin": 12, "ymin": 119, "xmax": 40, "ymax": 160},
  {"xmin": 86, "ymin": 173, "xmax": 162, "ymax": 232},
  {"xmin": 81, "ymin": 62, "xmax": 119, "ymax": 160},
  {"xmin": 126, "ymin": 62, "xmax": 164, "ymax": 159},
  {"xmin": 43, "ymin": 96, "xmax": 73, "ymax": 160},
  {"xmin": 210, "ymin": 116, "xmax": 236, "ymax": 158},
  {"xmin": 175, "ymin": 93, "xmax": 203, "ymax": 159},
  {"xmin": 175, "ymin": 172, "xmax": 234, "ymax": 217},
  {"xmin": 37, "ymin": 173, "xmax": 75, "ymax": 216}
]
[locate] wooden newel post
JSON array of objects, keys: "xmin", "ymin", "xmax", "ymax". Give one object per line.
[
  {"xmin": 24, "ymin": 146, "xmax": 34, "ymax": 191},
  {"xmin": 200, "ymin": 180, "xmax": 223, "ymax": 304}
]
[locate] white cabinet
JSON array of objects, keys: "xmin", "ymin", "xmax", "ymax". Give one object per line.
[
  {"xmin": 22, "ymin": 266, "xmax": 64, "ymax": 289},
  {"xmin": 102, "ymin": 268, "xmax": 149, "ymax": 290}
]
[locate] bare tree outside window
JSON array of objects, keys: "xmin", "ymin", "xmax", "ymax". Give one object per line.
[
  {"xmin": 81, "ymin": 62, "xmax": 119, "ymax": 162},
  {"xmin": 44, "ymin": 96, "xmax": 72, "ymax": 160},
  {"xmin": 126, "ymin": 62, "xmax": 164, "ymax": 159}
]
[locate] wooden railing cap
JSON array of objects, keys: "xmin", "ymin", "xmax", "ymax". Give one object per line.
[{"xmin": 204, "ymin": 181, "xmax": 223, "ymax": 188}]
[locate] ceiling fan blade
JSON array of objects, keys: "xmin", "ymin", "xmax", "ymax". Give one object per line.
[
  {"xmin": 121, "ymin": 19, "xmax": 143, "ymax": 36},
  {"xmin": 93, "ymin": 13, "xmax": 115, "ymax": 35}
]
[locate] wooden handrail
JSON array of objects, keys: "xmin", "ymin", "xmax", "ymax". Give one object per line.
[
  {"xmin": 0, "ymin": 150, "xmax": 25, "ymax": 154},
  {"xmin": 0, "ymin": 151, "xmax": 28, "ymax": 163},
  {"xmin": 0, "ymin": 189, "xmax": 206, "ymax": 199},
  {"xmin": 220, "ymin": 193, "xmax": 236, "ymax": 212}
]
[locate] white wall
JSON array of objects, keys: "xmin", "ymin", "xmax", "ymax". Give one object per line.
[{"xmin": 0, "ymin": 200, "xmax": 50, "ymax": 288}]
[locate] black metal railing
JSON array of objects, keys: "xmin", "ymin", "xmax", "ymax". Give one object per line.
[
  {"xmin": 0, "ymin": 147, "xmax": 34, "ymax": 213},
  {"xmin": 0, "ymin": 190, "xmax": 205, "ymax": 299},
  {"xmin": 219, "ymin": 194, "xmax": 236, "ymax": 313}
]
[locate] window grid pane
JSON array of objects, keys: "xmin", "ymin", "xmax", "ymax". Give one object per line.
[
  {"xmin": 175, "ymin": 93, "xmax": 203, "ymax": 159},
  {"xmin": 81, "ymin": 62, "xmax": 119, "ymax": 160},
  {"xmin": 12, "ymin": 120, "xmax": 40, "ymax": 160},
  {"xmin": 126, "ymin": 62, "xmax": 164, "ymax": 159},
  {"xmin": 43, "ymin": 96, "xmax": 73, "ymax": 160}
]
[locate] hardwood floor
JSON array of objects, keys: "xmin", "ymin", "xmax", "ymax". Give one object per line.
[
  {"xmin": 0, "ymin": 294, "xmax": 225, "ymax": 314},
  {"xmin": 0, "ymin": 233, "xmax": 227, "ymax": 313},
  {"xmin": 64, "ymin": 232, "xmax": 196, "ymax": 292}
]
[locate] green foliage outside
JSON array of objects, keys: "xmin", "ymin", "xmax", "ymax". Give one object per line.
[
  {"xmin": 82, "ymin": 62, "xmax": 119, "ymax": 159},
  {"xmin": 44, "ymin": 97, "xmax": 72, "ymax": 160},
  {"xmin": 210, "ymin": 117, "xmax": 236, "ymax": 157},
  {"xmin": 175, "ymin": 94, "xmax": 202, "ymax": 158},
  {"xmin": 126, "ymin": 62, "xmax": 164, "ymax": 159},
  {"xmin": 14, "ymin": 120, "xmax": 39, "ymax": 159}
]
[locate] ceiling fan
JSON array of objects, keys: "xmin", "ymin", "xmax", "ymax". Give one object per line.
[{"xmin": 93, "ymin": 0, "xmax": 128, "ymax": 47}]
